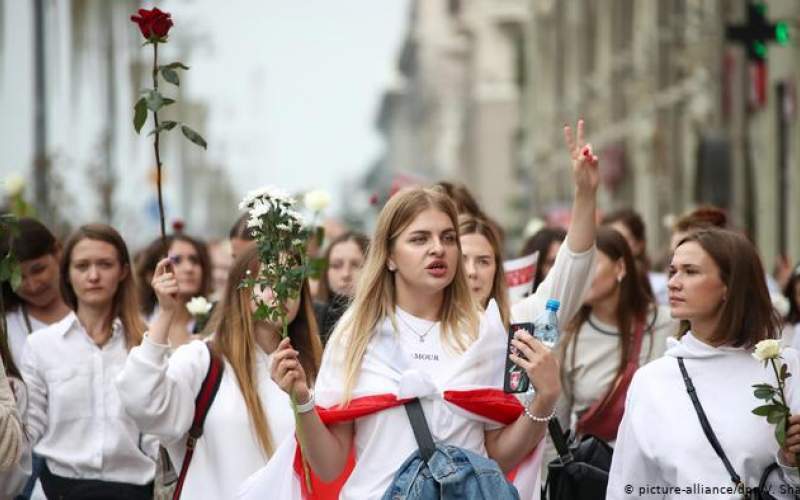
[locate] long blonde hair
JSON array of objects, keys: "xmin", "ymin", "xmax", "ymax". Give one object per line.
[
  {"xmin": 332, "ymin": 187, "xmax": 480, "ymax": 404},
  {"xmin": 206, "ymin": 246, "xmax": 323, "ymax": 457}
]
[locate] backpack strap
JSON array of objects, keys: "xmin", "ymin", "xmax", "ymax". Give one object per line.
[
  {"xmin": 404, "ymin": 398, "xmax": 436, "ymax": 464},
  {"xmin": 172, "ymin": 342, "xmax": 225, "ymax": 500},
  {"xmin": 677, "ymin": 357, "xmax": 744, "ymax": 489}
]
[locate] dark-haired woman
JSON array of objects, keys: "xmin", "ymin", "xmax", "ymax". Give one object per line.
[
  {"xmin": 0, "ymin": 218, "xmax": 71, "ymax": 370},
  {"xmin": 116, "ymin": 245, "xmax": 322, "ymax": 499},
  {"xmin": 1, "ymin": 218, "xmax": 73, "ymax": 499},
  {"xmin": 608, "ymin": 229, "xmax": 800, "ymax": 498},
  {"xmin": 518, "ymin": 227, "xmax": 567, "ymax": 295},
  {"xmin": 136, "ymin": 234, "xmax": 213, "ymax": 346},
  {"xmin": 557, "ymin": 228, "xmax": 676, "ymax": 443},
  {"xmin": 314, "ymin": 231, "xmax": 369, "ymax": 344},
  {"xmin": 20, "ymin": 225, "xmax": 155, "ymax": 499}
]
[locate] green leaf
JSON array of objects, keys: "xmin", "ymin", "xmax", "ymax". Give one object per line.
[
  {"xmin": 162, "ymin": 62, "xmax": 190, "ymax": 71},
  {"xmin": 776, "ymin": 417, "xmax": 787, "ymax": 446},
  {"xmin": 161, "ymin": 67, "xmax": 180, "ymax": 86},
  {"xmin": 9, "ymin": 260, "xmax": 21, "ymax": 290},
  {"xmin": 753, "ymin": 404, "xmax": 781, "ymax": 417},
  {"xmin": 767, "ymin": 407, "xmax": 789, "ymax": 425},
  {"xmin": 0, "ymin": 257, "xmax": 10, "ymax": 281},
  {"xmin": 181, "ymin": 125, "xmax": 207, "ymax": 150},
  {"xmin": 145, "ymin": 91, "xmax": 165, "ymax": 113},
  {"xmin": 781, "ymin": 363, "xmax": 788, "ymax": 380},
  {"xmin": 133, "ymin": 97, "xmax": 148, "ymax": 134},
  {"xmin": 752, "ymin": 383, "xmax": 775, "ymax": 390},
  {"xmin": 147, "ymin": 121, "xmax": 179, "ymax": 137},
  {"xmin": 754, "ymin": 387, "xmax": 776, "ymax": 400},
  {"xmin": 162, "ymin": 98, "xmax": 176, "ymax": 107}
]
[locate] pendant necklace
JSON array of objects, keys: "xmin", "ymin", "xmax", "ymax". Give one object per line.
[{"xmin": 397, "ymin": 312, "xmax": 438, "ymax": 343}]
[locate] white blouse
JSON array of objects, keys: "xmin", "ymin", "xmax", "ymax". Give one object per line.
[
  {"xmin": 115, "ymin": 337, "xmax": 295, "ymax": 500},
  {"xmin": 20, "ymin": 312, "xmax": 157, "ymax": 485}
]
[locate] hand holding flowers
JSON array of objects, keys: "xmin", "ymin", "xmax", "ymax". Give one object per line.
[{"xmin": 751, "ymin": 339, "xmax": 800, "ymax": 471}]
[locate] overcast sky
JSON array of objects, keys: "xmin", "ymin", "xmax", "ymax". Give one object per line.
[{"xmin": 161, "ymin": 0, "xmax": 410, "ymax": 211}]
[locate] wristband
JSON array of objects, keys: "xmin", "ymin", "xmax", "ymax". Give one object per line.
[{"xmin": 296, "ymin": 389, "xmax": 315, "ymax": 414}]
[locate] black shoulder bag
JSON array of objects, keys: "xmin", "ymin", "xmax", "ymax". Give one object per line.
[
  {"xmin": 543, "ymin": 418, "xmax": 613, "ymax": 500},
  {"xmin": 678, "ymin": 357, "xmax": 789, "ymax": 500}
]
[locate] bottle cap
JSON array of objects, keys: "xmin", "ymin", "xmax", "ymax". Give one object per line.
[{"xmin": 546, "ymin": 299, "xmax": 560, "ymax": 312}]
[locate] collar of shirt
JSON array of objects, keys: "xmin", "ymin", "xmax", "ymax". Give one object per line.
[{"xmin": 55, "ymin": 311, "xmax": 125, "ymax": 341}]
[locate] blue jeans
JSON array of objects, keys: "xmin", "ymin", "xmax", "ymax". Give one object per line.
[{"xmin": 382, "ymin": 445, "xmax": 520, "ymax": 500}]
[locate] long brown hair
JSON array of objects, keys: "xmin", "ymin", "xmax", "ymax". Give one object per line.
[
  {"xmin": 674, "ymin": 228, "xmax": 780, "ymax": 347},
  {"xmin": 459, "ymin": 217, "xmax": 510, "ymax": 328},
  {"xmin": 563, "ymin": 228, "xmax": 652, "ymax": 377},
  {"xmin": 205, "ymin": 245, "xmax": 322, "ymax": 457},
  {"xmin": 60, "ymin": 225, "xmax": 146, "ymax": 349},
  {"xmin": 331, "ymin": 187, "xmax": 480, "ymax": 404}
]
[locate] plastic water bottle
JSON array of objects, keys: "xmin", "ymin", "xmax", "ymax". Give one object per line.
[{"xmin": 533, "ymin": 299, "xmax": 560, "ymax": 348}]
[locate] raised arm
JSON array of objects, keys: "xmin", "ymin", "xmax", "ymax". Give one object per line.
[
  {"xmin": 115, "ymin": 257, "xmax": 206, "ymax": 443},
  {"xmin": 512, "ymin": 120, "xmax": 598, "ymax": 323}
]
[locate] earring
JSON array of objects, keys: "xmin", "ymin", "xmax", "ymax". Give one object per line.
[
  {"xmin": 616, "ymin": 275, "xmax": 624, "ymax": 283},
  {"xmin": 388, "ymin": 263, "xmax": 396, "ymax": 272}
]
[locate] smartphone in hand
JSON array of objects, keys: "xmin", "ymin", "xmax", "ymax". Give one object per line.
[{"xmin": 504, "ymin": 322, "xmax": 534, "ymax": 393}]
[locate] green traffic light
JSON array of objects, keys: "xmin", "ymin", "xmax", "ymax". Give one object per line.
[
  {"xmin": 776, "ymin": 22, "xmax": 790, "ymax": 46},
  {"xmin": 753, "ymin": 40, "xmax": 767, "ymax": 58}
]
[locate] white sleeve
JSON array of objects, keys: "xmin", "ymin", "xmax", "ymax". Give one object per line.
[
  {"xmin": 606, "ymin": 372, "xmax": 661, "ymax": 499},
  {"xmin": 115, "ymin": 337, "xmax": 210, "ymax": 444},
  {"xmin": 510, "ymin": 243, "xmax": 595, "ymax": 325},
  {"xmin": 19, "ymin": 339, "xmax": 47, "ymax": 446}
]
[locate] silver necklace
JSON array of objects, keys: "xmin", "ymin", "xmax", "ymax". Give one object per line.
[{"xmin": 396, "ymin": 312, "xmax": 438, "ymax": 343}]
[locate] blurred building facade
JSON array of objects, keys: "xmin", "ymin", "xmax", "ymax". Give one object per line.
[
  {"xmin": 0, "ymin": 0, "xmax": 236, "ymax": 247},
  {"xmin": 369, "ymin": 0, "xmax": 800, "ymax": 266}
]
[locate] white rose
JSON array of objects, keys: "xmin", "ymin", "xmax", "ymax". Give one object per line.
[
  {"xmin": 4, "ymin": 174, "xmax": 25, "ymax": 197},
  {"xmin": 304, "ymin": 190, "xmax": 331, "ymax": 212},
  {"xmin": 186, "ymin": 296, "xmax": 213, "ymax": 317},
  {"xmin": 752, "ymin": 339, "xmax": 782, "ymax": 362}
]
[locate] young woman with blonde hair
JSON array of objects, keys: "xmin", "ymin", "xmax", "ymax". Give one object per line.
[
  {"xmin": 239, "ymin": 120, "xmax": 600, "ymax": 499},
  {"xmin": 116, "ymin": 245, "xmax": 322, "ymax": 499},
  {"xmin": 21, "ymin": 224, "xmax": 153, "ymax": 499}
]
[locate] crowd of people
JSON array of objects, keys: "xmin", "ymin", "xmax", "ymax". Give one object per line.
[{"xmin": 1, "ymin": 120, "xmax": 800, "ymax": 499}]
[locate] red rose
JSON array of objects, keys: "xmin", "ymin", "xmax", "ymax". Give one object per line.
[{"xmin": 131, "ymin": 8, "xmax": 173, "ymax": 41}]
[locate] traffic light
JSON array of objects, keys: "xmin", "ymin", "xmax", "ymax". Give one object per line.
[{"xmin": 726, "ymin": 1, "xmax": 791, "ymax": 61}]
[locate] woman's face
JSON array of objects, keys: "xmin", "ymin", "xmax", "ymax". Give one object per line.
[
  {"xmin": 583, "ymin": 251, "xmax": 624, "ymax": 306},
  {"xmin": 327, "ymin": 240, "xmax": 365, "ymax": 298},
  {"xmin": 16, "ymin": 253, "xmax": 61, "ymax": 308},
  {"xmin": 68, "ymin": 239, "xmax": 126, "ymax": 309},
  {"xmin": 388, "ymin": 208, "xmax": 459, "ymax": 297},
  {"xmin": 170, "ymin": 239, "xmax": 203, "ymax": 298},
  {"xmin": 460, "ymin": 233, "xmax": 496, "ymax": 307},
  {"xmin": 667, "ymin": 241, "xmax": 727, "ymax": 322}
]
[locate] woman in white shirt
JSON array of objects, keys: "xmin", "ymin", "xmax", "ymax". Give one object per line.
[
  {"xmin": 608, "ymin": 228, "xmax": 800, "ymax": 499},
  {"xmin": 21, "ymin": 224, "xmax": 154, "ymax": 499},
  {"xmin": 116, "ymin": 244, "xmax": 323, "ymax": 499},
  {"xmin": 253, "ymin": 120, "xmax": 599, "ymax": 499},
  {"xmin": 558, "ymin": 227, "xmax": 676, "ymax": 443}
]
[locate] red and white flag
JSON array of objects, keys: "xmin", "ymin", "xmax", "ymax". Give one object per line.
[
  {"xmin": 504, "ymin": 252, "xmax": 539, "ymax": 304},
  {"xmin": 238, "ymin": 302, "xmax": 544, "ymax": 499}
]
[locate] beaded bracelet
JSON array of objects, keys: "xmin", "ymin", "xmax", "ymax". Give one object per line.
[
  {"xmin": 296, "ymin": 389, "xmax": 315, "ymax": 413},
  {"xmin": 523, "ymin": 405, "xmax": 556, "ymax": 423}
]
